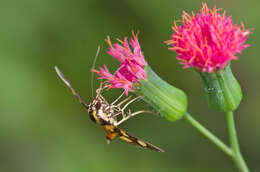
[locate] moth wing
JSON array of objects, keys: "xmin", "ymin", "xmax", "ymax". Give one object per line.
[
  {"xmin": 102, "ymin": 122, "xmax": 164, "ymax": 152},
  {"xmin": 117, "ymin": 127, "xmax": 164, "ymax": 152}
]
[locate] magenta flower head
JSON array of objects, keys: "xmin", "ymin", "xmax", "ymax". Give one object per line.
[
  {"xmin": 93, "ymin": 32, "xmax": 147, "ymax": 96},
  {"xmin": 166, "ymin": 3, "xmax": 251, "ymax": 112},
  {"xmin": 93, "ymin": 32, "xmax": 188, "ymax": 122},
  {"xmin": 166, "ymin": 3, "xmax": 251, "ymax": 73}
]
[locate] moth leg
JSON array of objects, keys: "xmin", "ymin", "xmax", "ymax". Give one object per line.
[
  {"xmin": 116, "ymin": 110, "xmax": 155, "ymax": 126},
  {"xmin": 110, "ymin": 96, "xmax": 143, "ymax": 126},
  {"xmin": 121, "ymin": 96, "xmax": 142, "ymax": 111},
  {"xmin": 95, "ymin": 82, "xmax": 103, "ymax": 96},
  {"xmin": 94, "ymin": 83, "xmax": 110, "ymax": 104},
  {"xmin": 96, "ymin": 82, "xmax": 109, "ymax": 97},
  {"xmin": 116, "ymin": 96, "xmax": 133, "ymax": 107},
  {"xmin": 99, "ymin": 94, "xmax": 109, "ymax": 104},
  {"xmin": 107, "ymin": 110, "xmax": 122, "ymax": 119},
  {"xmin": 96, "ymin": 82, "xmax": 110, "ymax": 95},
  {"xmin": 111, "ymin": 91, "xmax": 125, "ymax": 105}
]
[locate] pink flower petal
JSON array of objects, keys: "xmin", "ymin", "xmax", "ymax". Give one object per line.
[{"xmin": 93, "ymin": 32, "xmax": 147, "ymax": 95}]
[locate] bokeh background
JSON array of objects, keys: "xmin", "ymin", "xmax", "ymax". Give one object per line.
[{"xmin": 0, "ymin": 0, "xmax": 259, "ymax": 171}]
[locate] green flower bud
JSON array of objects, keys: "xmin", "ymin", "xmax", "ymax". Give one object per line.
[
  {"xmin": 198, "ymin": 64, "xmax": 242, "ymax": 112},
  {"xmin": 135, "ymin": 66, "xmax": 188, "ymax": 122}
]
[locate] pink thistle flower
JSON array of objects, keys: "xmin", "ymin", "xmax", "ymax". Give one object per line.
[
  {"xmin": 166, "ymin": 3, "xmax": 251, "ymax": 73},
  {"xmin": 92, "ymin": 32, "xmax": 147, "ymax": 95}
]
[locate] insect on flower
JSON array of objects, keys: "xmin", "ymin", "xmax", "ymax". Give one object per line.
[
  {"xmin": 54, "ymin": 48, "xmax": 164, "ymax": 152},
  {"xmin": 93, "ymin": 32, "xmax": 188, "ymax": 122}
]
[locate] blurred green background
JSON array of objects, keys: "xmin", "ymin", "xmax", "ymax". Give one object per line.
[{"xmin": 0, "ymin": 0, "xmax": 259, "ymax": 171}]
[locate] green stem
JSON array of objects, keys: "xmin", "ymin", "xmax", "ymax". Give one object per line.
[
  {"xmin": 227, "ymin": 111, "xmax": 249, "ymax": 172},
  {"xmin": 184, "ymin": 113, "xmax": 234, "ymax": 157}
]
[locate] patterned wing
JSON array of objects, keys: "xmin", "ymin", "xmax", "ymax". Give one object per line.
[{"xmin": 102, "ymin": 122, "xmax": 164, "ymax": 152}]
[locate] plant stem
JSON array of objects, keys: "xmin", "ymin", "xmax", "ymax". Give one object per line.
[
  {"xmin": 227, "ymin": 111, "xmax": 249, "ymax": 172},
  {"xmin": 184, "ymin": 113, "xmax": 234, "ymax": 157}
]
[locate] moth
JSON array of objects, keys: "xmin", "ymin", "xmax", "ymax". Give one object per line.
[{"xmin": 54, "ymin": 66, "xmax": 164, "ymax": 152}]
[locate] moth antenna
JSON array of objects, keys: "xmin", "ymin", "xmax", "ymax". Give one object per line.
[
  {"xmin": 54, "ymin": 66, "xmax": 89, "ymax": 110},
  {"xmin": 91, "ymin": 46, "xmax": 101, "ymax": 100}
]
